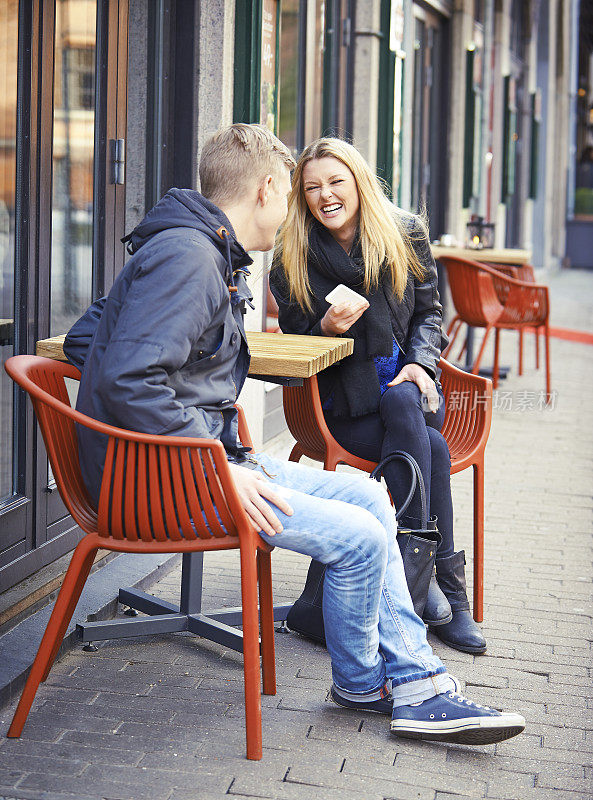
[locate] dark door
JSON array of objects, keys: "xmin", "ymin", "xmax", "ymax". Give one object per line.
[
  {"xmin": 411, "ymin": 6, "xmax": 448, "ymax": 238},
  {"xmin": 0, "ymin": 0, "xmax": 128, "ymax": 592}
]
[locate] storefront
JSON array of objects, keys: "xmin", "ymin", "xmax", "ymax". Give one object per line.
[
  {"xmin": 0, "ymin": 0, "xmax": 581, "ymax": 595},
  {"xmin": 0, "ymin": 0, "xmax": 128, "ymax": 591},
  {"xmin": 0, "ymin": 0, "xmax": 202, "ymax": 592}
]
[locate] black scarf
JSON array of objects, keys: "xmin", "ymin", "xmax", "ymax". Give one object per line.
[{"xmin": 307, "ymin": 222, "xmax": 394, "ymax": 417}]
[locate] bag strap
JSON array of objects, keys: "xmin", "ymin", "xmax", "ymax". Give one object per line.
[{"xmin": 370, "ymin": 451, "xmax": 428, "ymax": 528}]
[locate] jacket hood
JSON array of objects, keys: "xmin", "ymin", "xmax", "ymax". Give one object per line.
[{"xmin": 122, "ymin": 188, "xmax": 252, "ymax": 270}]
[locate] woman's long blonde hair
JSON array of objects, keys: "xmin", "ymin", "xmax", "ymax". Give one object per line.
[{"xmin": 276, "ymin": 138, "xmax": 427, "ymax": 312}]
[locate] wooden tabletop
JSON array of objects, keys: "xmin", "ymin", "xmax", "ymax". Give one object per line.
[
  {"xmin": 35, "ymin": 331, "xmax": 354, "ymax": 379},
  {"xmin": 431, "ymin": 245, "xmax": 532, "ymax": 265}
]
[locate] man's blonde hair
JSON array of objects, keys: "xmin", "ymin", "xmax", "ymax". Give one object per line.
[
  {"xmin": 276, "ymin": 137, "xmax": 426, "ymax": 312},
  {"xmin": 199, "ymin": 124, "xmax": 296, "ymax": 207}
]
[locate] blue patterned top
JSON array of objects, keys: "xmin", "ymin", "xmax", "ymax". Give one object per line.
[
  {"xmin": 375, "ymin": 337, "xmax": 405, "ymax": 394},
  {"xmin": 323, "ymin": 337, "xmax": 404, "ymax": 410}
]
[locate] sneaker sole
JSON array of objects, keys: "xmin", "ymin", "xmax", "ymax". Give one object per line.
[
  {"xmin": 391, "ymin": 717, "xmax": 525, "ymax": 746},
  {"xmin": 329, "ymin": 688, "xmax": 392, "ymax": 715}
]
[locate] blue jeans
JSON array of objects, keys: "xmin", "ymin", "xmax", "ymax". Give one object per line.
[
  {"xmin": 325, "ymin": 381, "xmax": 455, "ymax": 561},
  {"xmin": 252, "ymin": 453, "xmax": 448, "ymax": 706}
]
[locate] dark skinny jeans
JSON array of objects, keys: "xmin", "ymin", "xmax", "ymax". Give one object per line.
[{"xmin": 324, "ymin": 381, "xmax": 454, "ymax": 561}]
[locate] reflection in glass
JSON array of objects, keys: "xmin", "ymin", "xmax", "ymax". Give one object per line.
[
  {"xmin": 304, "ymin": 0, "xmax": 325, "ymax": 144},
  {"xmin": 51, "ymin": 0, "xmax": 97, "ymax": 336},
  {"xmin": 392, "ymin": 56, "xmax": 404, "ymax": 205},
  {"xmin": 0, "ymin": 1, "xmax": 18, "ymax": 502},
  {"xmin": 278, "ymin": 0, "xmax": 299, "ymax": 154}
]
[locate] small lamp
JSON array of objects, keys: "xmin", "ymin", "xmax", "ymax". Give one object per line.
[{"xmin": 466, "ymin": 216, "xmax": 495, "ymax": 249}]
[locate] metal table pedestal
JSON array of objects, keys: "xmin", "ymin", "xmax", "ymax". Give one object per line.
[{"xmin": 77, "ymin": 552, "xmax": 292, "ymax": 652}]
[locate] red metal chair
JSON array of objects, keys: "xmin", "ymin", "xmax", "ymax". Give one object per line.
[
  {"xmin": 282, "ymin": 358, "xmax": 492, "ymax": 622},
  {"xmin": 440, "ymin": 255, "xmax": 551, "ymax": 398},
  {"xmin": 484, "ymin": 263, "xmax": 541, "ymax": 377},
  {"xmin": 4, "ymin": 355, "xmax": 275, "ymax": 760}
]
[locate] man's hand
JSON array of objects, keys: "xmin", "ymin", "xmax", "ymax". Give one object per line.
[
  {"xmin": 320, "ymin": 300, "xmax": 369, "ymax": 335},
  {"xmin": 388, "ymin": 363, "xmax": 440, "ymax": 414},
  {"xmin": 228, "ymin": 463, "xmax": 293, "ymax": 536}
]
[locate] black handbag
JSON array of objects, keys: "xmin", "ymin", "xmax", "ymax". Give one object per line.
[{"xmin": 286, "ymin": 451, "xmax": 441, "ymax": 645}]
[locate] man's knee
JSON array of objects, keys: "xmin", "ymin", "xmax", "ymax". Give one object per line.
[
  {"xmin": 359, "ymin": 515, "xmax": 389, "ymax": 565},
  {"xmin": 353, "ymin": 474, "xmax": 394, "ymax": 517}
]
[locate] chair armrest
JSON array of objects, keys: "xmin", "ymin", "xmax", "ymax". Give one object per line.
[
  {"xmin": 438, "ymin": 358, "xmax": 493, "ymax": 460},
  {"xmin": 235, "ymin": 404, "xmax": 254, "ymax": 452}
]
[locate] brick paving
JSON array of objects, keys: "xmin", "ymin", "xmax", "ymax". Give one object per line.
[{"xmin": 0, "ymin": 267, "xmax": 592, "ymax": 800}]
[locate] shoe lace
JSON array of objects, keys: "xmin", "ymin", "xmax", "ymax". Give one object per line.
[{"xmin": 447, "ymin": 691, "xmax": 491, "ymax": 711}]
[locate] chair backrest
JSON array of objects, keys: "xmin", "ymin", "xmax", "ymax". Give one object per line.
[
  {"xmin": 439, "ymin": 256, "xmax": 504, "ymax": 327},
  {"xmin": 5, "ymin": 356, "xmax": 98, "ymax": 533},
  {"xmin": 5, "ymin": 355, "xmax": 252, "ymax": 544},
  {"xmin": 449, "ymin": 258, "xmax": 548, "ymax": 326},
  {"xmin": 438, "ymin": 358, "xmax": 492, "ymax": 464},
  {"xmin": 282, "ymin": 358, "xmax": 492, "ymax": 473}
]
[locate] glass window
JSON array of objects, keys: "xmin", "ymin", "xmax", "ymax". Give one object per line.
[
  {"xmin": 304, "ymin": 0, "xmax": 325, "ymax": 144},
  {"xmin": 50, "ymin": 0, "xmax": 97, "ymax": 336},
  {"xmin": 278, "ymin": 0, "xmax": 299, "ymax": 153},
  {"xmin": 0, "ymin": 0, "xmax": 18, "ymax": 502},
  {"xmin": 574, "ymin": 3, "xmax": 593, "ymax": 216},
  {"xmin": 392, "ymin": 55, "xmax": 404, "ymax": 204}
]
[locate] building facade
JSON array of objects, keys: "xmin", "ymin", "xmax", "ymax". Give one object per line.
[{"xmin": 0, "ymin": 0, "xmax": 582, "ymax": 591}]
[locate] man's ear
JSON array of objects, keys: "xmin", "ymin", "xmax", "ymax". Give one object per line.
[{"xmin": 258, "ymin": 174, "xmax": 274, "ymax": 206}]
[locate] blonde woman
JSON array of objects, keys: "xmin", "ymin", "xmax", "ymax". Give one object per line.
[{"xmin": 270, "ymin": 138, "xmax": 485, "ymax": 654}]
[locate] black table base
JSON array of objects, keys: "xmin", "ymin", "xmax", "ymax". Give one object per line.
[{"xmin": 77, "ymin": 552, "xmax": 292, "ymax": 653}]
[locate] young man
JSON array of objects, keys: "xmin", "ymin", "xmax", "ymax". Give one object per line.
[{"xmin": 66, "ymin": 123, "xmax": 525, "ymax": 746}]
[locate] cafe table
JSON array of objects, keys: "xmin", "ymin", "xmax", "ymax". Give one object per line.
[
  {"xmin": 430, "ymin": 245, "xmax": 532, "ymax": 266},
  {"xmin": 34, "ymin": 330, "xmax": 353, "ymax": 652}
]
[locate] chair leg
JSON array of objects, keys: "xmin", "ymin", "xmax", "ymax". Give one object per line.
[
  {"xmin": 471, "ymin": 325, "xmax": 492, "ymax": 375},
  {"xmin": 518, "ymin": 329, "xmax": 524, "ymax": 376},
  {"xmin": 8, "ymin": 538, "xmax": 98, "ymax": 738},
  {"xmin": 535, "ymin": 327, "xmax": 540, "ymax": 369},
  {"xmin": 288, "ymin": 444, "xmax": 303, "ymax": 463},
  {"xmin": 443, "ymin": 317, "xmax": 462, "ymax": 357},
  {"xmin": 445, "ymin": 315, "xmax": 461, "ymax": 340},
  {"xmin": 492, "ymin": 328, "xmax": 501, "ymax": 389},
  {"xmin": 257, "ymin": 549, "xmax": 276, "ymax": 697},
  {"xmin": 544, "ymin": 322, "xmax": 551, "ymax": 402},
  {"xmin": 457, "ymin": 334, "xmax": 468, "ymax": 363},
  {"xmin": 41, "ymin": 545, "xmax": 98, "ymax": 682},
  {"xmin": 472, "ymin": 462, "xmax": 484, "ymax": 624},
  {"xmin": 240, "ymin": 543, "xmax": 263, "ymax": 760}
]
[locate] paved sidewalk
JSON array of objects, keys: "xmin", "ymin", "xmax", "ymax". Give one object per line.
[{"xmin": 0, "ymin": 269, "xmax": 592, "ymax": 800}]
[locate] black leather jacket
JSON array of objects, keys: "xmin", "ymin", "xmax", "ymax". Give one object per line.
[{"xmin": 270, "ymin": 217, "xmax": 447, "ymax": 390}]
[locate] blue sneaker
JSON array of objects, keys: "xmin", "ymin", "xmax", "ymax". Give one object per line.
[
  {"xmin": 330, "ymin": 675, "xmax": 463, "ymax": 717},
  {"xmin": 391, "ymin": 688, "xmax": 525, "ymax": 745}
]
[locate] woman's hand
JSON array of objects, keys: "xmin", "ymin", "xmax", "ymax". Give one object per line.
[
  {"xmin": 228, "ymin": 463, "xmax": 293, "ymax": 536},
  {"xmin": 388, "ymin": 363, "xmax": 440, "ymax": 413},
  {"xmin": 320, "ymin": 300, "xmax": 369, "ymax": 335}
]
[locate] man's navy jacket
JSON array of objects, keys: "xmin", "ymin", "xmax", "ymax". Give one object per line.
[{"xmin": 66, "ymin": 189, "xmax": 253, "ymax": 504}]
